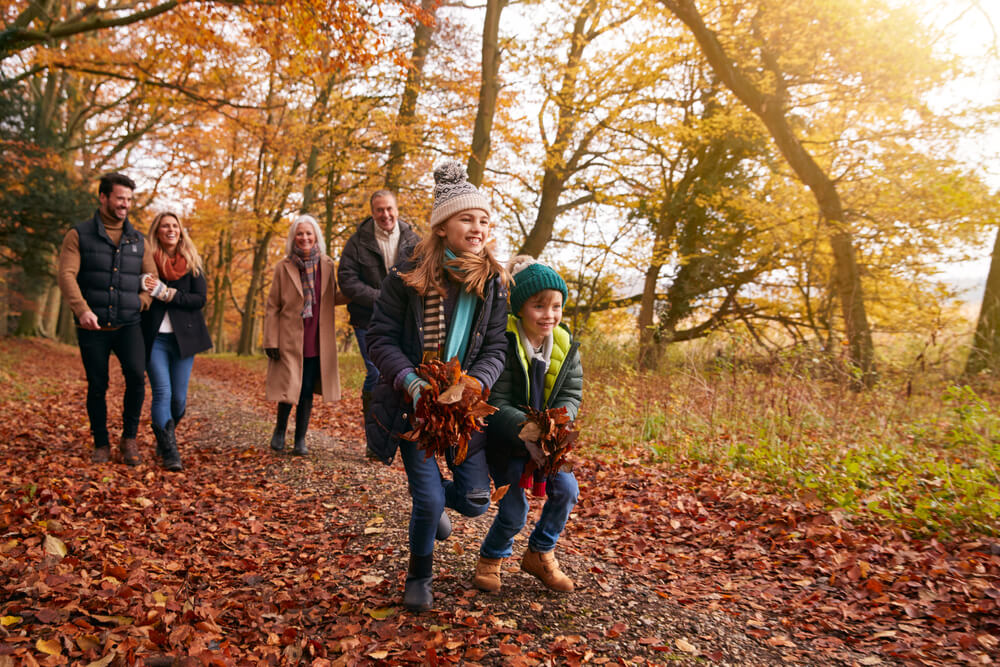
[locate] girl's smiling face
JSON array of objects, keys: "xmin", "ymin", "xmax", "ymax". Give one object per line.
[
  {"xmin": 436, "ymin": 209, "xmax": 490, "ymax": 255},
  {"xmin": 156, "ymin": 215, "xmax": 181, "ymax": 253}
]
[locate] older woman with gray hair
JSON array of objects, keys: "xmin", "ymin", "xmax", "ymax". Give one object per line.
[{"xmin": 263, "ymin": 214, "xmax": 346, "ymax": 455}]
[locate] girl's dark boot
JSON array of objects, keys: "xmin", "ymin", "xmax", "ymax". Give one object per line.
[
  {"xmin": 403, "ymin": 553, "xmax": 434, "ymax": 611},
  {"xmin": 292, "ymin": 395, "xmax": 313, "ymax": 456},
  {"xmin": 161, "ymin": 420, "xmax": 183, "ymax": 472},
  {"xmin": 270, "ymin": 403, "xmax": 292, "ymax": 452}
]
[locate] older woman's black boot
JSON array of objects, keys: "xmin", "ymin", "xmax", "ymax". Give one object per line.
[
  {"xmin": 403, "ymin": 553, "xmax": 434, "ymax": 611},
  {"xmin": 270, "ymin": 403, "xmax": 292, "ymax": 452},
  {"xmin": 151, "ymin": 421, "xmax": 183, "ymax": 471},
  {"xmin": 162, "ymin": 420, "xmax": 183, "ymax": 471},
  {"xmin": 292, "ymin": 395, "xmax": 312, "ymax": 456},
  {"xmin": 152, "ymin": 422, "xmax": 170, "ymax": 462}
]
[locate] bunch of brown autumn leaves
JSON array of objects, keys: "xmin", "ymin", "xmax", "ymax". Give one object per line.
[{"xmin": 401, "ymin": 358, "xmax": 496, "ymax": 465}]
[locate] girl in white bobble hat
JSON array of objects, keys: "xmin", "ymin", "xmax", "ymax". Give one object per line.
[{"xmin": 365, "ymin": 161, "xmax": 511, "ymax": 611}]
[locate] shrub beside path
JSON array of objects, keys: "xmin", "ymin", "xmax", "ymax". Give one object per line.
[{"xmin": 1, "ymin": 338, "xmax": 996, "ymax": 666}]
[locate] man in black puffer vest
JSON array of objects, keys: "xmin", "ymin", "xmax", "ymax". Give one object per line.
[
  {"xmin": 338, "ymin": 190, "xmax": 419, "ymax": 427},
  {"xmin": 58, "ymin": 173, "xmax": 157, "ymax": 465}
]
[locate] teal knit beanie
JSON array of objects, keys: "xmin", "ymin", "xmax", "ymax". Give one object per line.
[{"xmin": 509, "ymin": 255, "xmax": 568, "ymax": 315}]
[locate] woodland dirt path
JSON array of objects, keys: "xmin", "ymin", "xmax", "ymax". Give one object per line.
[
  {"xmin": 185, "ymin": 364, "xmax": 885, "ymax": 666},
  {"xmin": 3, "ymin": 340, "xmax": 997, "ymax": 666},
  {"xmin": 189, "ymin": 374, "xmax": 790, "ymax": 666}
]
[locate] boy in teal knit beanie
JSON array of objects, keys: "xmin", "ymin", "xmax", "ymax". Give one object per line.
[{"xmin": 474, "ymin": 256, "xmax": 583, "ymax": 594}]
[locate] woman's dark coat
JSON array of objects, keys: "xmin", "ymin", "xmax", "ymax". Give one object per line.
[
  {"xmin": 140, "ymin": 270, "xmax": 213, "ymax": 361},
  {"xmin": 364, "ymin": 260, "xmax": 509, "ymax": 464}
]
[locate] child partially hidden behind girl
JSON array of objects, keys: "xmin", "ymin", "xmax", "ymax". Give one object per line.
[{"xmin": 474, "ymin": 257, "xmax": 582, "ymax": 593}]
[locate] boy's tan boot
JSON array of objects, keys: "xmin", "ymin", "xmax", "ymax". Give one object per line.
[
  {"xmin": 521, "ymin": 548, "xmax": 574, "ymax": 592},
  {"xmin": 472, "ymin": 556, "xmax": 504, "ymax": 592}
]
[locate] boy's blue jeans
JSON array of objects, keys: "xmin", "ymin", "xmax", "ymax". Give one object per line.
[
  {"xmin": 399, "ymin": 441, "xmax": 491, "ymax": 557},
  {"xmin": 353, "ymin": 327, "xmax": 380, "ymax": 393},
  {"xmin": 147, "ymin": 333, "xmax": 195, "ymax": 429},
  {"xmin": 480, "ymin": 456, "xmax": 579, "ymax": 559}
]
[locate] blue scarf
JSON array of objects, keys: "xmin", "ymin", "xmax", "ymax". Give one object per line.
[{"xmin": 443, "ymin": 249, "xmax": 478, "ymax": 365}]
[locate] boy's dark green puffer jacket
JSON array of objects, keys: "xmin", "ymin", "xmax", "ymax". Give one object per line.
[{"xmin": 486, "ymin": 314, "xmax": 582, "ymax": 468}]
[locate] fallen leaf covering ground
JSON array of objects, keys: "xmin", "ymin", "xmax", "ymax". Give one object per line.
[{"xmin": 0, "ymin": 338, "xmax": 997, "ymax": 666}]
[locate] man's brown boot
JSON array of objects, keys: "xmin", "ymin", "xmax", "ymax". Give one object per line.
[
  {"xmin": 521, "ymin": 548, "xmax": 574, "ymax": 592},
  {"xmin": 472, "ymin": 556, "xmax": 504, "ymax": 592},
  {"xmin": 91, "ymin": 446, "xmax": 111, "ymax": 464},
  {"xmin": 120, "ymin": 437, "xmax": 141, "ymax": 466}
]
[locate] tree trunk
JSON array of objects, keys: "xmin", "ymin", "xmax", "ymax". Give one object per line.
[
  {"xmin": 301, "ymin": 71, "xmax": 340, "ymax": 214},
  {"xmin": 56, "ymin": 299, "xmax": 75, "ymax": 344},
  {"xmin": 237, "ymin": 231, "xmax": 274, "ymax": 356},
  {"xmin": 517, "ymin": 0, "xmax": 599, "ymax": 258},
  {"xmin": 40, "ymin": 280, "xmax": 61, "ymax": 338},
  {"xmin": 964, "ymin": 224, "xmax": 1000, "ymax": 376},
  {"xmin": 209, "ymin": 227, "xmax": 233, "ymax": 353},
  {"xmin": 384, "ymin": 0, "xmax": 438, "ymax": 192},
  {"xmin": 660, "ymin": 0, "xmax": 875, "ymax": 386},
  {"xmin": 13, "ymin": 269, "xmax": 44, "ymax": 336},
  {"xmin": 636, "ymin": 262, "xmax": 663, "ymax": 370},
  {"xmin": 467, "ymin": 0, "xmax": 507, "ymax": 188}
]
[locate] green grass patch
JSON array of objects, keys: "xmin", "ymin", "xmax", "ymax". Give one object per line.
[{"xmin": 577, "ymin": 351, "xmax": 1000, "ymax": 538}]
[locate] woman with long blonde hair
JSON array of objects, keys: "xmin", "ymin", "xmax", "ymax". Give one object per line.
[{"xmin": 140, "ymin": 211, "xmax": 212, "ymax": 471}]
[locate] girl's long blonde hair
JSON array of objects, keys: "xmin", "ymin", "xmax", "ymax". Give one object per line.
[
  {"xmin": 148, "ymin": 211, "xmax": 204, "ymax": 277},
  {"xmin": 401, "ymin": 219, "xmax": 510, "ymax": 298}
]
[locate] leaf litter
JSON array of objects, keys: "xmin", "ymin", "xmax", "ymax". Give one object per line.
[{"xmin": 0, "ymin": 338, "xmax": 997, "ymax": 665}]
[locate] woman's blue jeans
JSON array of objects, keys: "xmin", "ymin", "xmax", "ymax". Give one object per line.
[
  {"xmin": 399, "ymin": 440, "xmax": 491, "ymax": 557},
  {"xmin": 480, "ymin": 456, "xmax": 579, "ymax": 559},
  {"xmin": 147, "ymin": 333, "xmax": 195, "ymax": 429}
]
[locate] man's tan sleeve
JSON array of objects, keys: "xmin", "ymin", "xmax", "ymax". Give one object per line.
[
  {"xmin": 142, "ymin": 240, "xmax": 157, "ymax": 276},
  {"xmin": 139, "ymin": 239, "xmax": 156, "ymax": 309},
  {"xmin": 57, "ymin": 229, "xmax": 90, "ymax": 318}
]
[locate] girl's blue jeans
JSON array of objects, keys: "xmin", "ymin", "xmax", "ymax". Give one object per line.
[
  {"xmin": 399, "ymin": 440, "xmax": 491, "ymax": 557},
  {"xmin": 480, "ymin": 456, "xmax": 579, "ymax": 559},
  {"xmin": 147, "ymin": 333, "xmax": 195, "ymax": 429}
]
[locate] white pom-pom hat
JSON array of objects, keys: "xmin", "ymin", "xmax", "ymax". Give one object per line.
[{"xmin": 429, "ymin": 161, "xmax": 492, "ymax": 228}]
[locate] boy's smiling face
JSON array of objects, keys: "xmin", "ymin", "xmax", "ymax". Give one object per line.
[{"xmin": 519, "ymin": 289, "xmax": 563, "ymax": 345}]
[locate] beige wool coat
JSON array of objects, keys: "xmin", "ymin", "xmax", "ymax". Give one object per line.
[{"xmin": 263, "ymin": 255, "xmax": 344, "ymax": 404}]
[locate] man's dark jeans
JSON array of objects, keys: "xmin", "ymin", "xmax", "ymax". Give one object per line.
[{"xmin": 77, "ymin": 324, "xmax": 146, "ymax": 447}]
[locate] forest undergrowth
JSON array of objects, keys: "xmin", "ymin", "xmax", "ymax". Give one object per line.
[{"xmin": 578, "ymin": 337, "xmax": 1000, "ymax": 539}]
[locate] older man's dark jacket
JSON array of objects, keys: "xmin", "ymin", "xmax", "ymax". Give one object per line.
[{"xmin": 337, "ymin": 216, "xmax": 419, "ymax": 329}]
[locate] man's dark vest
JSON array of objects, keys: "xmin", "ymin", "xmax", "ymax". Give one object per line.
[{"xmin": 75, "ymin": 212, "xmax": 145, "ymax": 328}]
